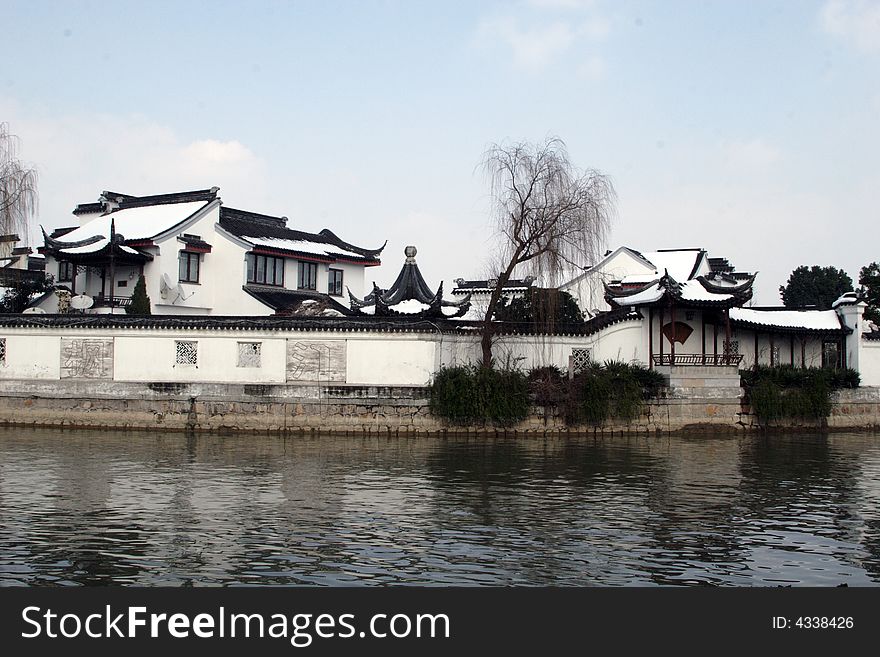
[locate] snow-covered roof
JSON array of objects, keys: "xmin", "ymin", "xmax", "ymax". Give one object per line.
[
  {"xmin": 831, "ymin": 292, "xmax": 862, "ymax": 309},
  {"xmin": 52, "ymin": 200, "xmax": 211, "ymax": 249},
  {"xmin": 638, "ymin": 250, "xmax": 704, "ymax": 281},
  {"xmin": 679, "ymin": 279, "xmax": 733, "ymax": 302},
  {"xmin": 240, "ymin": 235, "xmax": 364, "ymax": 260},
  {"xmin": 730, "ymin": 308, "xmax": 843, "ymax": 331},
  {"xmin": 219, "ymin": 207, "xmax": 384, "ymax": 264},
  {"xmin": 55, "ymin": 237, "xmax": 142, "ymax": 256},
  {"xmin": 613, "ymin": 283, "xmax": 665, "ymax": 305}
]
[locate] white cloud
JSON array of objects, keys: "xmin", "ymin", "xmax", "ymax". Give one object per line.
[
  {"xmin": 0, "ymin": 101, "xmax": 269, "ymax": 243},
  {"xmin": 477, "ymin": 17, "xmax": 576, "ymax": 71},
  {"xmin": 722, "ymin": 138, "xmax": 782, "ymax": 170},
  {"xmin": 820, "ymin": 0, "xmax": 880, "ymax": 53},
  {"xmin": 475, "ymin": 1, "xmax": 610, "ymax": 72}
]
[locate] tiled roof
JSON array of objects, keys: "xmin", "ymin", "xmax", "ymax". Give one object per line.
[
  {"xmin": 451, "ymin": 277, "xmax": 535, "ymax": 294},
  {"xmin": 606, "ymin": 271, "xmax": 754, "ymax": 309},
  {"xmin": 178, "ymin": 235, "xmax": 212, "ymax": 252},
  {"xmin": 729, "ymin": 307, "xmax": 848, "ymax": 333},
  {"xmin": 73, "ymin": 188, "xmax": 219, "ymax": 215},
  {"xmin": 350, "ymin": 246, "xmax": 470, "ymax": 318},
  {"xmin": 0, "ymin": 309, "xmax": 641, "ymax": 336},
  {"xmin": 242, "ymin": 285, "xmax": 351, "ymax": 316},
  {"xmin": 219, "ymin": 207, "xmax": 384, "ymax": 264}
]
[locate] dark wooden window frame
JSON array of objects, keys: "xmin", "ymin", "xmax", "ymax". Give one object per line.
[
  {"xmin": 246, "ymin": 253, "xmax": 285, "ymax": 287},
  {"xmin": 328, "ymin": 268, "xmax": 344, "ymax": 296},
  {"xmin": 298, "ymin": 261, "xmax": 318, "ymax": 291},
  {"xmin": 178, "ymin": 251, "xmax": 201, "ymax": 283}
]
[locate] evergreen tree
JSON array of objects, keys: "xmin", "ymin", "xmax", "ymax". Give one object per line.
[
  {"xmin": 0, "ymin": 274, "xmax": 54, "ymax": 313},
  {"xmin": 779, "ymin": 265, "xmax": 853, "ymax": 309},
  {"xmin": 858, "ymin": 262, "xmax": 880, "ymax": 324},
  {"xmin": 495, "ymin": 288, "xmax": 584, "ymax": 329},
  {"xmin": 126, "ymin": 274, "xmax": 151, "ymax": 315}
]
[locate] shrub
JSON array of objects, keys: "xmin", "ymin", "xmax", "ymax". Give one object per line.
[
  {"xmin": 430, "ymin": 365, "xmax": 529, "ymax": 426},
  {"xmin": 564, "ymin": 360, "xmax": 663, "ymax": 425},
  {"xmin": 527, "ymin": 365, "xmax": 566, "ymax": 406},
  {"xmin": 743, "ymin": 365, "xmax": 850, "ymax": 423}
]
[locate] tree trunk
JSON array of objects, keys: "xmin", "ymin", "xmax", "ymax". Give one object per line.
[{"xmin": 480, "ymin": 251, "xmax": 523, "ymax": 368}]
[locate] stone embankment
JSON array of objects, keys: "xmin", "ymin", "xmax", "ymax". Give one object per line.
[{"xmin": 0, "ymin": 380, "xmax": 878, "ymax": 435}]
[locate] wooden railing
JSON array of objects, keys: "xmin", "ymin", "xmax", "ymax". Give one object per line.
[
  {"xmin": 92, "ymin": 294, "xmax": 133, "ymax": 308},
  {"xmin": 652, "ymin": 354, "xmax": 743, "ymax": 366}
]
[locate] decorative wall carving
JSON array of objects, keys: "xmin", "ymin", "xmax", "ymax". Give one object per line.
[
  {"xmin": 60, "ymin": 338, "xmax": 114, "ymax": 379},
  {"xmin": 286, "ymin": 340, "xmax": 346, "ymax": 382}
]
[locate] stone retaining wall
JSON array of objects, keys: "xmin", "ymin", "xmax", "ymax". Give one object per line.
[{"xmin": 0, "ymin": 380, "xmax": 878, "ymax": 435}]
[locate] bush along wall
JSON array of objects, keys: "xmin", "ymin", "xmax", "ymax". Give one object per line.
[
  {"xmin": 429, "ymin": 365, "xmax": 530, "ymax": 427},
  {"xmin": 741, "ymin": 365, "xmax": 860, "ymax": 425},
  {"xmin": 562, "ymin": 361, "xmax": 665, "ymax": 426},
  {"xmin": 429, "ymin": 361, "xmax": 665, "ymax": 428}
]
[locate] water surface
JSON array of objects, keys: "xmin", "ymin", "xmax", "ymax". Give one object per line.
[{"xmin": 1, "ymin": 428, "xmax": 878, "ymax": 586}]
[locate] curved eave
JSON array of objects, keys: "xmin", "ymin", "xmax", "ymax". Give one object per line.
[
  {"xmin": 694, "ymin": 273, "xmax": 756, "ymax": 295},
  {"xmin": 41, "ymin": 244, "xmax": 153, "ymax": 263},
  {"xmin": 318, "ymin": 229, "xmax": 386, "ymax": 259},
  {"xmin": 250, "ymin": 245, "xmax": 380, "ymax": 266}
]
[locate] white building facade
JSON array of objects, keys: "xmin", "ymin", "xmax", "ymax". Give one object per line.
[{"xmin": 34, "ymin": 188, "xmax": 384, "ymax": 316}]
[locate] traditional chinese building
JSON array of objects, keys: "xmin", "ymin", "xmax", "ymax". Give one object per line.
[
  {"xmin": 34, "ymin": 188, "xmax": 384, "ymax": 315},
  {"xmin": 349, "ymin": 246, "xmax": 471, "ymax": 318}
]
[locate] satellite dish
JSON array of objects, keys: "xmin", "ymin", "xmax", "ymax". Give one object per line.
[
  {"xmin": 174, "ymin": 282, "xmax": 193, "ymax": 303},
  {"xmin": 22, "ymin": 307, "xmax": 46, "ymax": 314},
  {"xmin": 70, "ymin": 294, "xmax": 94, "ymax": 310},
  {"xmin": 160, "ymin": 273, "xmax": 173, "ymax": 299}
]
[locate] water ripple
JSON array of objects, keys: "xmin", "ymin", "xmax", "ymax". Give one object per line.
[{"xmin": 0, "ymin": 428, "xmax": 878, "ymax": 586}]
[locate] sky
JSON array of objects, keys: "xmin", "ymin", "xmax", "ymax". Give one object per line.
[{"xmin": 2, "ymin": 0, "xmax": 878, "ymax": 304}]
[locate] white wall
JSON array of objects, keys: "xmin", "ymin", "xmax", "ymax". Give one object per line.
[
  {"xmin": 858, "ymin": 340, "xmax": 880, "ymax": 386},
  {"xmin": 114, "ymin": 335, "xmax": 287, "ymax": 383},
  {"xmin": 0, "ymin": 335, "xmax": 61, "ymax": 379},
  {"xmin": 347, "ymin": 338, "xmax": 436, "ymax": 385}
]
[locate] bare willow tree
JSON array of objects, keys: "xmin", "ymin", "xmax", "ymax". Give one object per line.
[
  {"xmin": 480, "ymin": 137, "xmax": 615, "ymax": 366},
  {"xmin": 0, "ymin": 122, "xmax": 38, "ymax": 240}
]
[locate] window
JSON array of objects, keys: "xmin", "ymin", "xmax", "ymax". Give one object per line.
[
  {"xmin": 246, "ymin": 254, "xmax": 284, "ymax": 286},
  {"xmin": 237, "ymin": 342, "xmax": 262, "ymax": 368},
  {"xmin": 58, "ymin": 261, "xmax": 74, "ymax": 282},
  {"xmin": 571, "ymin": 347, "xmax": 592, "ymax": 373},
  {"xmin": 175, "ymin": 340, "xmax": 198, "ymax": 366},
  {"xmin": 117, "ymin": 279, "xmax": 128, "ymax": 288},
  {"xmin": 822, "ymin": 341, "xmax": 840, "ymax": 369},
  {"xmin": 328, "ymin": 268, "xmax": 344, "ymax": 296},
  {"xmin": 0, "ymin": 338, "xmax": 5, "ymax": 366},
  {"xmin": 298, "ymin": 261, "xmax": 318, "ymax": 290},
  {"xmin": 770, "ymin": 344, "xmax": 781, "ymax": 366},
  {"xmin": 179, "ymin": 251, "xmax": 200, "ymax": 283}
]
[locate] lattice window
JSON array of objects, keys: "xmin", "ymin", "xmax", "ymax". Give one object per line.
[
  {"xmin": 237, "ymin": 341, "xmax": 262, "ymax": 368},
  {"xmin": 770, "ymin": 344, "xmax": 781, "ymax": 366},
  {"xmin": 723, "ymin": 340, "xmax": 739, "ymax": 356},
  {"xmin": 571, "ymin": 347, "xmax": 591, "ymax": 372},
  {"xmin": 0, "ymin": 338, "xmax": 5, "ymax": 366},
  {"xmin": 175, "ymin": 340, "xmax": 198, "ymax": 366}
]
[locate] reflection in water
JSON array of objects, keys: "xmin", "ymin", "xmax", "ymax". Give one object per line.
[{"xmin": 0, "ymin": 427, "xmax": 878, "ymax": 586}]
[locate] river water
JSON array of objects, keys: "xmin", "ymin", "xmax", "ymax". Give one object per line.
[{"xmin": 0, "ymin": 427, "xmax": 878, "ymax": 586}]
